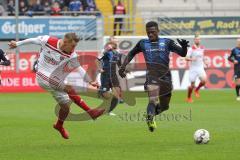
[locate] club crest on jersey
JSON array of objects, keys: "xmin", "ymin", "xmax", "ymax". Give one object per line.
[{"xmin": 159, "ymin": 42, "xmax": 165, "ymax": 46}]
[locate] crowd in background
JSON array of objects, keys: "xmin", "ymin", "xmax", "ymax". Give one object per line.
[{"xmin": 0, "ymin": 0, "xmax": 99, "ymax": 16}]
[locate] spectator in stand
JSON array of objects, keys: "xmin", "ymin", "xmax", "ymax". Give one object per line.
[
  {"xmin": 57, "ymin": 0, "xmax": 70, "ymax": 16},
  {"xmin": 0, "ymin": 2, "xmax": 6, "ymax": 16},
  {"xmin": 113, "ymin": 0, "xmax": 126, "ymax": 36},
  {"xmin": 19, "ymin": 0, "xmax": 28, "ymax": 16},
  {"xmin": 63, "ymin": 0, "xmax": 71, "ymax": 7},
  {"xmin": 55, "ymin": 0, "xmax": 65, "ymax": 9},
  {"xmin": 51, "ymin": 1, "xmax": 61, "ymax": 16},
  {"xmin": 69, "ymin": 0, "xmax": 83, "ymax": 16},
  {"xmin": 7, "ymin": 0, "xmax": 15, "ymax": 16},
  {"xmin": 43, "ymin": 0, "xmax": 52, "ymax": 15},
  {"xmin": 84, "ymin": 0, "xmax": 97, "ymax": 12},
  {"xmin": 36, "ymin": 0, "xmax": 44, "ymax": 13},
  {"xmin": 27, "ymin": 0, "xmax": 44, "ymax": 16}
]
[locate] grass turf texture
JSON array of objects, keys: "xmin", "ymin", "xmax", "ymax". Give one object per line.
[{"xmin": 0, "ymin": 90, "xmax": 239, "ymax": 160}]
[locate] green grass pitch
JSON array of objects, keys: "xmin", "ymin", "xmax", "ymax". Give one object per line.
[{"xmin": 0, "ymin": 90, "xmax": 240, "ymax": 160}]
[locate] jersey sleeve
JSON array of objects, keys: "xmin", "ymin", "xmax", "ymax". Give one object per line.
[
  {"xmin": 186, "ymin": 47, "xmax": 192, "ymax": 58},
  {"xmin": 129, "ymin": 40, "xmax": 142, "ymax": 56},
  {"xmin": 169, "ymin": 39, "xmax": 187, "ymax": 57},
  {"xmin": 228, "ymin": 49, "xmax": 236, "ymax": 62},
  {"xmin": 16, "ymin": 35, "xmax": 49, "ymax": 47},
  {"xmin": 121, "ymin": 40, "xmax": 142, "ymax": 68}
]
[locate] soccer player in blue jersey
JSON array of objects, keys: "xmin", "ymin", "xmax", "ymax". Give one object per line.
[
  {"xmin": 118, "ymin": 21, "xmax": 189, "ymax": 132},
  {"xmin": 0, "ymin": 49, "xmax": 11, "ymax": 85},
  {"xmin": 228, "ymin": 38, "xmax": 240, "ymax": 101},
  {"xmin": 97, "ymin": 41, "xmax": 124, "ymax": 116}
]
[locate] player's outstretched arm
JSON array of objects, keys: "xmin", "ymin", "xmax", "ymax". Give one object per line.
[
  {"xmin": 8, "ymin": 36, "xmax": 44, "ymax": 49},
  {"xmin": 170, "ymin": 39, "xmax": 189, "ymax": 57},
  {"xmin": 119, "ymin": 40, "xmax": 142, "ymax": 78},
  {"xmin": 0, "ymin": 49, "xmax": 10, "ymax": 66}
]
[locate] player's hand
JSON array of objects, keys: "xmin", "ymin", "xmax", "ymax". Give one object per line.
[
  {"xmin": 89, "ymin": 81, "xmax": 99, "ymax": 88},
  {"xmin": 177, "ymin": 39, "xmax": 190, "ymax": 48},
  {"xmin": 233, "ymin": 60, "xmax": 238, "ymax": 64},
  {"xmin": 8, "ymin": 41, "xmax": 17, "ymax": 49},
  {"xmin": 118, "ymin": 67, "xmax": 126, "ymax": 78},
  {"xmin": 98, "ymin": 69, "xmax": 105, "ymax": 73}
]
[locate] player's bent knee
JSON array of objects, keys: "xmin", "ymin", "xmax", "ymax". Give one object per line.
[{"xmin": 64, "ymin": 85, "xmax": 73, "ymax": 93}]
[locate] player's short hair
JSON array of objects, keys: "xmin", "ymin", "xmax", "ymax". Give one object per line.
[
  {"xmin": 146, "ymin": 21, "xmax": 159, "ymax": 30},
  {"xmin": 64, "ymin": 32, "xmax": 80, "ymax": 43},
  {"xmin": 194, "ymin": 32, "xmax": 200, "ymax": 39},
  {"xmin": 105, "ymin": 41, "xmax": 117, "ymax": 50}
]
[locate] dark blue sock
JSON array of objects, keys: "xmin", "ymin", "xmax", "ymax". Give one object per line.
[
  {"xmin": 236, "ymin": 85, "xmax": 240, "ymax": 97},
  {"xmin": 109, "ymin": 97, "xmax": 118, "ymax": 112},
  {"xmin": 147, "ymin": 103, "xmax": 156, "ymax": 116}
]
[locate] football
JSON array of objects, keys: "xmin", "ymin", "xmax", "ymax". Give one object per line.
[{"xmin": 193, "ymin": 129, "xmax": 210, "ymax": 144}]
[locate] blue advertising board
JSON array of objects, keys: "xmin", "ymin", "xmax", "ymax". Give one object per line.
[{"xmin": 0, "ymin": 17, "xmax": 97, "ymax": 39}]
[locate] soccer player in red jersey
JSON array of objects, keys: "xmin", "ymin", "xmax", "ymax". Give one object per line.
[
  {"xmin": 8, "ymin": 33, "xmax": 104, "ymax": 139},
  {"xmin": 185, "ymin": 35, "xmax": 208, "ymax": 103}
]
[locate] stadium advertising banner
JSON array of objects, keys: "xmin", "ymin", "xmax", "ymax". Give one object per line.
[
  {"xmin": 158, "ymin": 17, "xmax": 240, "ymax": 35},
  {"xmin": 0, "ymin": 50, "xmax": 234, "ymax": 92},
  {"xmin": 0, "ymin": 17, "xmax": 97, "ymax": 39}
]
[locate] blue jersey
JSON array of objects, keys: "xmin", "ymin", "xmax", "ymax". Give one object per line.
[
  {"xmin": 99, "ymin": 50, "xmax": 122, "ymax": 75},
  {"xmin": 127, "ymin": 38, "xmax": 187, "ymax": 78},
  {"xmin": 228, "ymin": 47, "xmax": 240, "ymax": 71},
  {"xmin": 0, "ymin": 49, "xmax": 10, "ymax": 66}
]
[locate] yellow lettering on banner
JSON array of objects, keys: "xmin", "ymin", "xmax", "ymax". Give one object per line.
[
  {"xmin": 216, "ymin": 21, "xmax": 238, "ymax": 29},
  {"xmin": 236, "ymin": 21, "xmax": 239, "ymax": 28},
  {"xmin": 160, "ymin": 20, "xmax": 195, "ymax": 29},
  {"xmin": 197, "ymin": 20, "xmax": 215, "ymax": 29}
]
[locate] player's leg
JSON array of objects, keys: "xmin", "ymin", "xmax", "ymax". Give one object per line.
[
  {"xmin": 53, "ymin": 103, "xmax": 70, "ymax": 139},
  {"xmin": 113, "ymin": 18, "xmax": 118, "ymax": 36},
  {"xmin": 51, "ymin": 91, "xmax": 71, "ymax": 139},
  {"xmin": 145, "ymin": 84, "xmax": 159, "ymax": 132},
  {"xmin": 64, "ymin": 85, "xmax": 105, "ymax": 120},
  {"xmin": 108, "ymin": 86, "xmax": 121, "ymax": 114},
  {"xmin": 187, "ymin": 70, "xmax": 197, "ymax": 102},
  {"xmin": 64, "ymin": 85, "xmax": 91, "ymax": 111},
  {"xmin": 118, "ymin": 19, "xmax": 123, "ymax": 35},
  {"xmin": 156, "ymin": 93, "xmax": 172, "ymax": 115},
  {"xmin": 108, "ymin": 75, "xmax": 123, "ymax": 114},
  {"xmin": 194, "ymin": 70, "xmax": 207, "ymax": 98},
  {"xmin": 99, "ymin": 87, "xmax": 117, "ymax": 115},
  {"xmin": 235, "ymin": 76, "xmax": 240, "ymax": 100},
  {"xmin": 187, "ymin": 82, "xmax": 195, "ymax": 102},
  {"xmin": 98, "ymin": 74, "xmax": 119, "ymax": 115}
]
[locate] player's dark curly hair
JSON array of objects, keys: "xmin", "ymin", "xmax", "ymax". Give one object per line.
[{"xmin": 146, "ymin": 21, "xmax": 159, "ymax": 30}]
